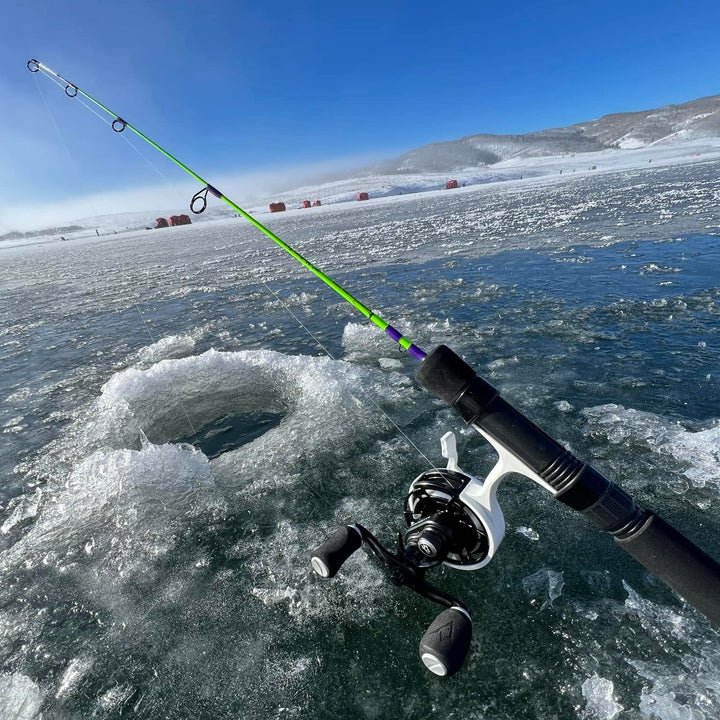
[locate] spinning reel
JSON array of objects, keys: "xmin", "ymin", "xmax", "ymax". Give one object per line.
[{"xmin": 311, "ymin": 431, "xmax": 507, "ymax": 677}]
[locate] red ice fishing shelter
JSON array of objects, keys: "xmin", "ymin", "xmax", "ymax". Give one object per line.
[
  {"xmin": 446, "ymin": 179, "xmax": 459, "ymax": 189},
  {"xmin": 269, "ymin": 202, "xmax": 286, "ymax": 213},
  {"xmin": 357, "ymin": 192, "xmax": 369, "ymax": 201},
  {"xmin": 313, "ymin": 200, "xmax": 321, "ymax": 207},
  {"xmin": 302, "ymin": 200, "xmax": 311, "ymax": 208},
  {"xmin": 168, "ymin": 214, "xmax": 192, "ymax": 226},
  {"xmin": 155, "ymin": 217, "xmax": 169, "ymax": 228}
]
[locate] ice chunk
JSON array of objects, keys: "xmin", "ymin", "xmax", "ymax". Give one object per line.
[
  {"xmin": 1, "ymin": 489, "xmax": 41, "ymax": 534},
  {"xmin": 56, "ymin": 656, "xmax": 93, "ymax": 698},
  {"xmin": 522, "ymin": 567, "xmax": 564, "ymax": 609},
  {"xmin": 135, "ymin": 333, "xmax": 198, "ymax": 366},
  {"xmin": 516, "ymin": 526, "xmax": 540, "ymax": 541},
  {"xmin": 378, "ymin": 357, "xmax": 403, "ymax": 370},
  {"xmin": 98, "ymin": 684, "xmax": 135, "ymax": 712},
  {"xmin": 658, "ymin": 424, "xmax": 720, "ymax": 490},
  {"xmin": 0, "ymin": 673, "xmax": 43, "ymax": 720},
  {"xmin": 638, "ymin": 686, "xmax": 705, "ymax": 720},
  {"xmin": 342, "ymin": 322, "xmax": 391, "ymax": 361},
  {"xmin": 582, "ymin": 404, "xmax": 720, "ymax": 494},
  {"xmin": 581, "ymin": 675, "xmax": 623, "ymax": 720}
]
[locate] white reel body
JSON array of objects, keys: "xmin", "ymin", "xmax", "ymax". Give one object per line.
[{"xmin": 406, "ymin": 428, "xmax": 550, "ymax": 571}]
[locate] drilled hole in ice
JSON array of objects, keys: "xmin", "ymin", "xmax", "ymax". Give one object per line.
[{"xmin": 177, "ymin": 411, "xmax": 284, "ymax": 459}]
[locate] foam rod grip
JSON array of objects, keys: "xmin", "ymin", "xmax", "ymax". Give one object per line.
[
  {"xmin": 615, "ymin": 513, "xmax": 720, "ymax": 625},
  {"xmin": 310, "ymin": 526, "xmax": 362, "ymax": 579},
  {"xmin": 419, "ymin": 607, "xmax": 472, "ymax": 677}
]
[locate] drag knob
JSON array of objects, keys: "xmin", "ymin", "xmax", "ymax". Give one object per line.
[
  {"xmin": 310, "ymin": 525, "xmax": 362, "ymax": 578},
  {"xmin": 419, "ymin": 607, "xmax": 472, "ymax": 676}
]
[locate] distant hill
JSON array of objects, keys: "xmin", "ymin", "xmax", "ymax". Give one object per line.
[
  {"xmin": 0, "ymin": 225, "xmax": 83, "ymax": 242},
  {"xmin": 369, "ymin": 94, "xmax": 720, "ymax": 174}
]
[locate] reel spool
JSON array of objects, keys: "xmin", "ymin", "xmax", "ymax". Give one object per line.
[
  {"xmin": 404, "ymin": 468, "xmax": 490, "ymax": 567},
  {"xmin": 310, "ymin": 432, "xmax": 506, "ymax": 676}
]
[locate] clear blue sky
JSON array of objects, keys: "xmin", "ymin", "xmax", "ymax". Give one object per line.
[{"xmin": 2, "ymin": 0, "xmax": 720, "ymax": 230}]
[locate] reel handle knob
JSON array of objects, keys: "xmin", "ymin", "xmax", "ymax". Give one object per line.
[
  {"xmin": 419, "ymin": 607, "xmax": 472, "ymax": 677},
  {"xmin": 310, "ymin": 525, "xmax": 362, "ymax": 578}
]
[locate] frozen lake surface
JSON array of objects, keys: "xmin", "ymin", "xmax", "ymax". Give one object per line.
[{"xmin": 1, "ymin": 159, "xmax": 719, "ymax": 719}]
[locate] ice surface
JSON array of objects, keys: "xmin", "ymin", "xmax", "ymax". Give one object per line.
[
  {"xmin": 1, "ymin": 156, "xmax": 719, "ymax": 719},
  {"xmin": 622, "ymin": 583, "xmax": 720, "ymax": 720}
]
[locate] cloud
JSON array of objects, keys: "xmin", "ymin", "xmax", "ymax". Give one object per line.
[{"xmin": 2, "ymin": 154, "xmax": 378, "ymax": 232}]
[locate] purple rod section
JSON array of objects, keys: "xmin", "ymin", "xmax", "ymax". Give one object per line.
[{"xmin": 384, "ymin": 325, "xmax": 426, "ymax": 362}]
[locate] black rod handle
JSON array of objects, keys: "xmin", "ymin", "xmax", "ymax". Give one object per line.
[
  {"xmin": 616, "ymin": 512, "xmax": 720, "ymax": 624},
  {"xmin": 416, "ymin": 344, "xmax": 720, "ymax": 626},
  {"xmin": 415, "ymin": 345, "xmax": 642, "ymax": 527}
]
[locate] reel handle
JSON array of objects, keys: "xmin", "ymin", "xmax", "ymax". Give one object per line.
[
  {"xmin": 311, "ymin": 525, "xmax": 362, "ymax": 578},
  {"xmin": 419, "ymin": 607, "xmax": 473, "ymax": 677}
]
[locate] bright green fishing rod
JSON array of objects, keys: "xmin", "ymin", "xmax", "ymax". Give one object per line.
[{"xmin": 27, "ymin": 58, "xmax": 426, "ymax": 361}]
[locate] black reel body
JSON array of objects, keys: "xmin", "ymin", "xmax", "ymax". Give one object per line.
[
  {"xmin": 311, "ymin": 432, "xmax": 506, "ymax": 676},
  {"xmin": 404, "ymin": 468, "xmax": 490, "ymax": 567}
]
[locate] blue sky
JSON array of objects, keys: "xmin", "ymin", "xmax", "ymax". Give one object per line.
[{"xmin": 2, "ymin": 0, "xmax": 720, "ymax": 231}]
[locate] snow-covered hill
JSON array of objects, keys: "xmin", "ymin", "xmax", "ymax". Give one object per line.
[{"xmin": 370, "ymin": 95, "xmax": 720, "ymax": 173}]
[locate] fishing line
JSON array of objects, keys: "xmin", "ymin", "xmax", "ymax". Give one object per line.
[
  {"xmin": 32, "ymin": 59, "xmax": 436, "ymax": 468},
  {"xmin": 135, "ymin": 305, "xmax": 201, "ymax": 445},
  {"xmin": 120, "ymin": 131, "xmax": 189, "ymax": 192},
  {"xmin": 38, "ymin": 63, "xmax": 187, "ymax": 203},
  {"xmin": 262, "ymin": 282, "xmax": 435, "ymax": 468},
  {"xmin": 33, "ymin": 73, "xmax": 81, "ymax": 162},
  {"xmin": 33, "ymin": 62, "xmax": 202, "ymax": 447},
  {"xmin": 262, "ymin": 282, "xmax": 335, "ymax": 359}
]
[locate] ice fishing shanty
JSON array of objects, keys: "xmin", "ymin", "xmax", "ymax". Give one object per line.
[{"xmin": 154, "ymin": 214, "xmax": 191, "ymax": 228}]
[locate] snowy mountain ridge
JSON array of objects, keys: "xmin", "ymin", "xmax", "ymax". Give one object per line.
[{"xmin": 370, "ymin": 94, "xmax": 720, "ymax": 173}]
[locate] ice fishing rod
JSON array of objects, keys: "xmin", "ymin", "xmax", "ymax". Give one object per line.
[
  {"xmin": 27, "ymin": 59, "xmax": 425, "ymax": 362},
  {"xmin": 29, "ymin": 59, "xmax": 720, "ymax": 676}
]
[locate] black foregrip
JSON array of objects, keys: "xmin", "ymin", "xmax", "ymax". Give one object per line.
[
  {"xmin": 416, "ymin": 346, "xmax": 605, "ymax": 494},
  {"xmin": 310, "ymin": 526, "xmax": 362, "ymax": 578},
  {"xmin": 615, "ymin": 513, "xmax": 720, "ymax": 624}
]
